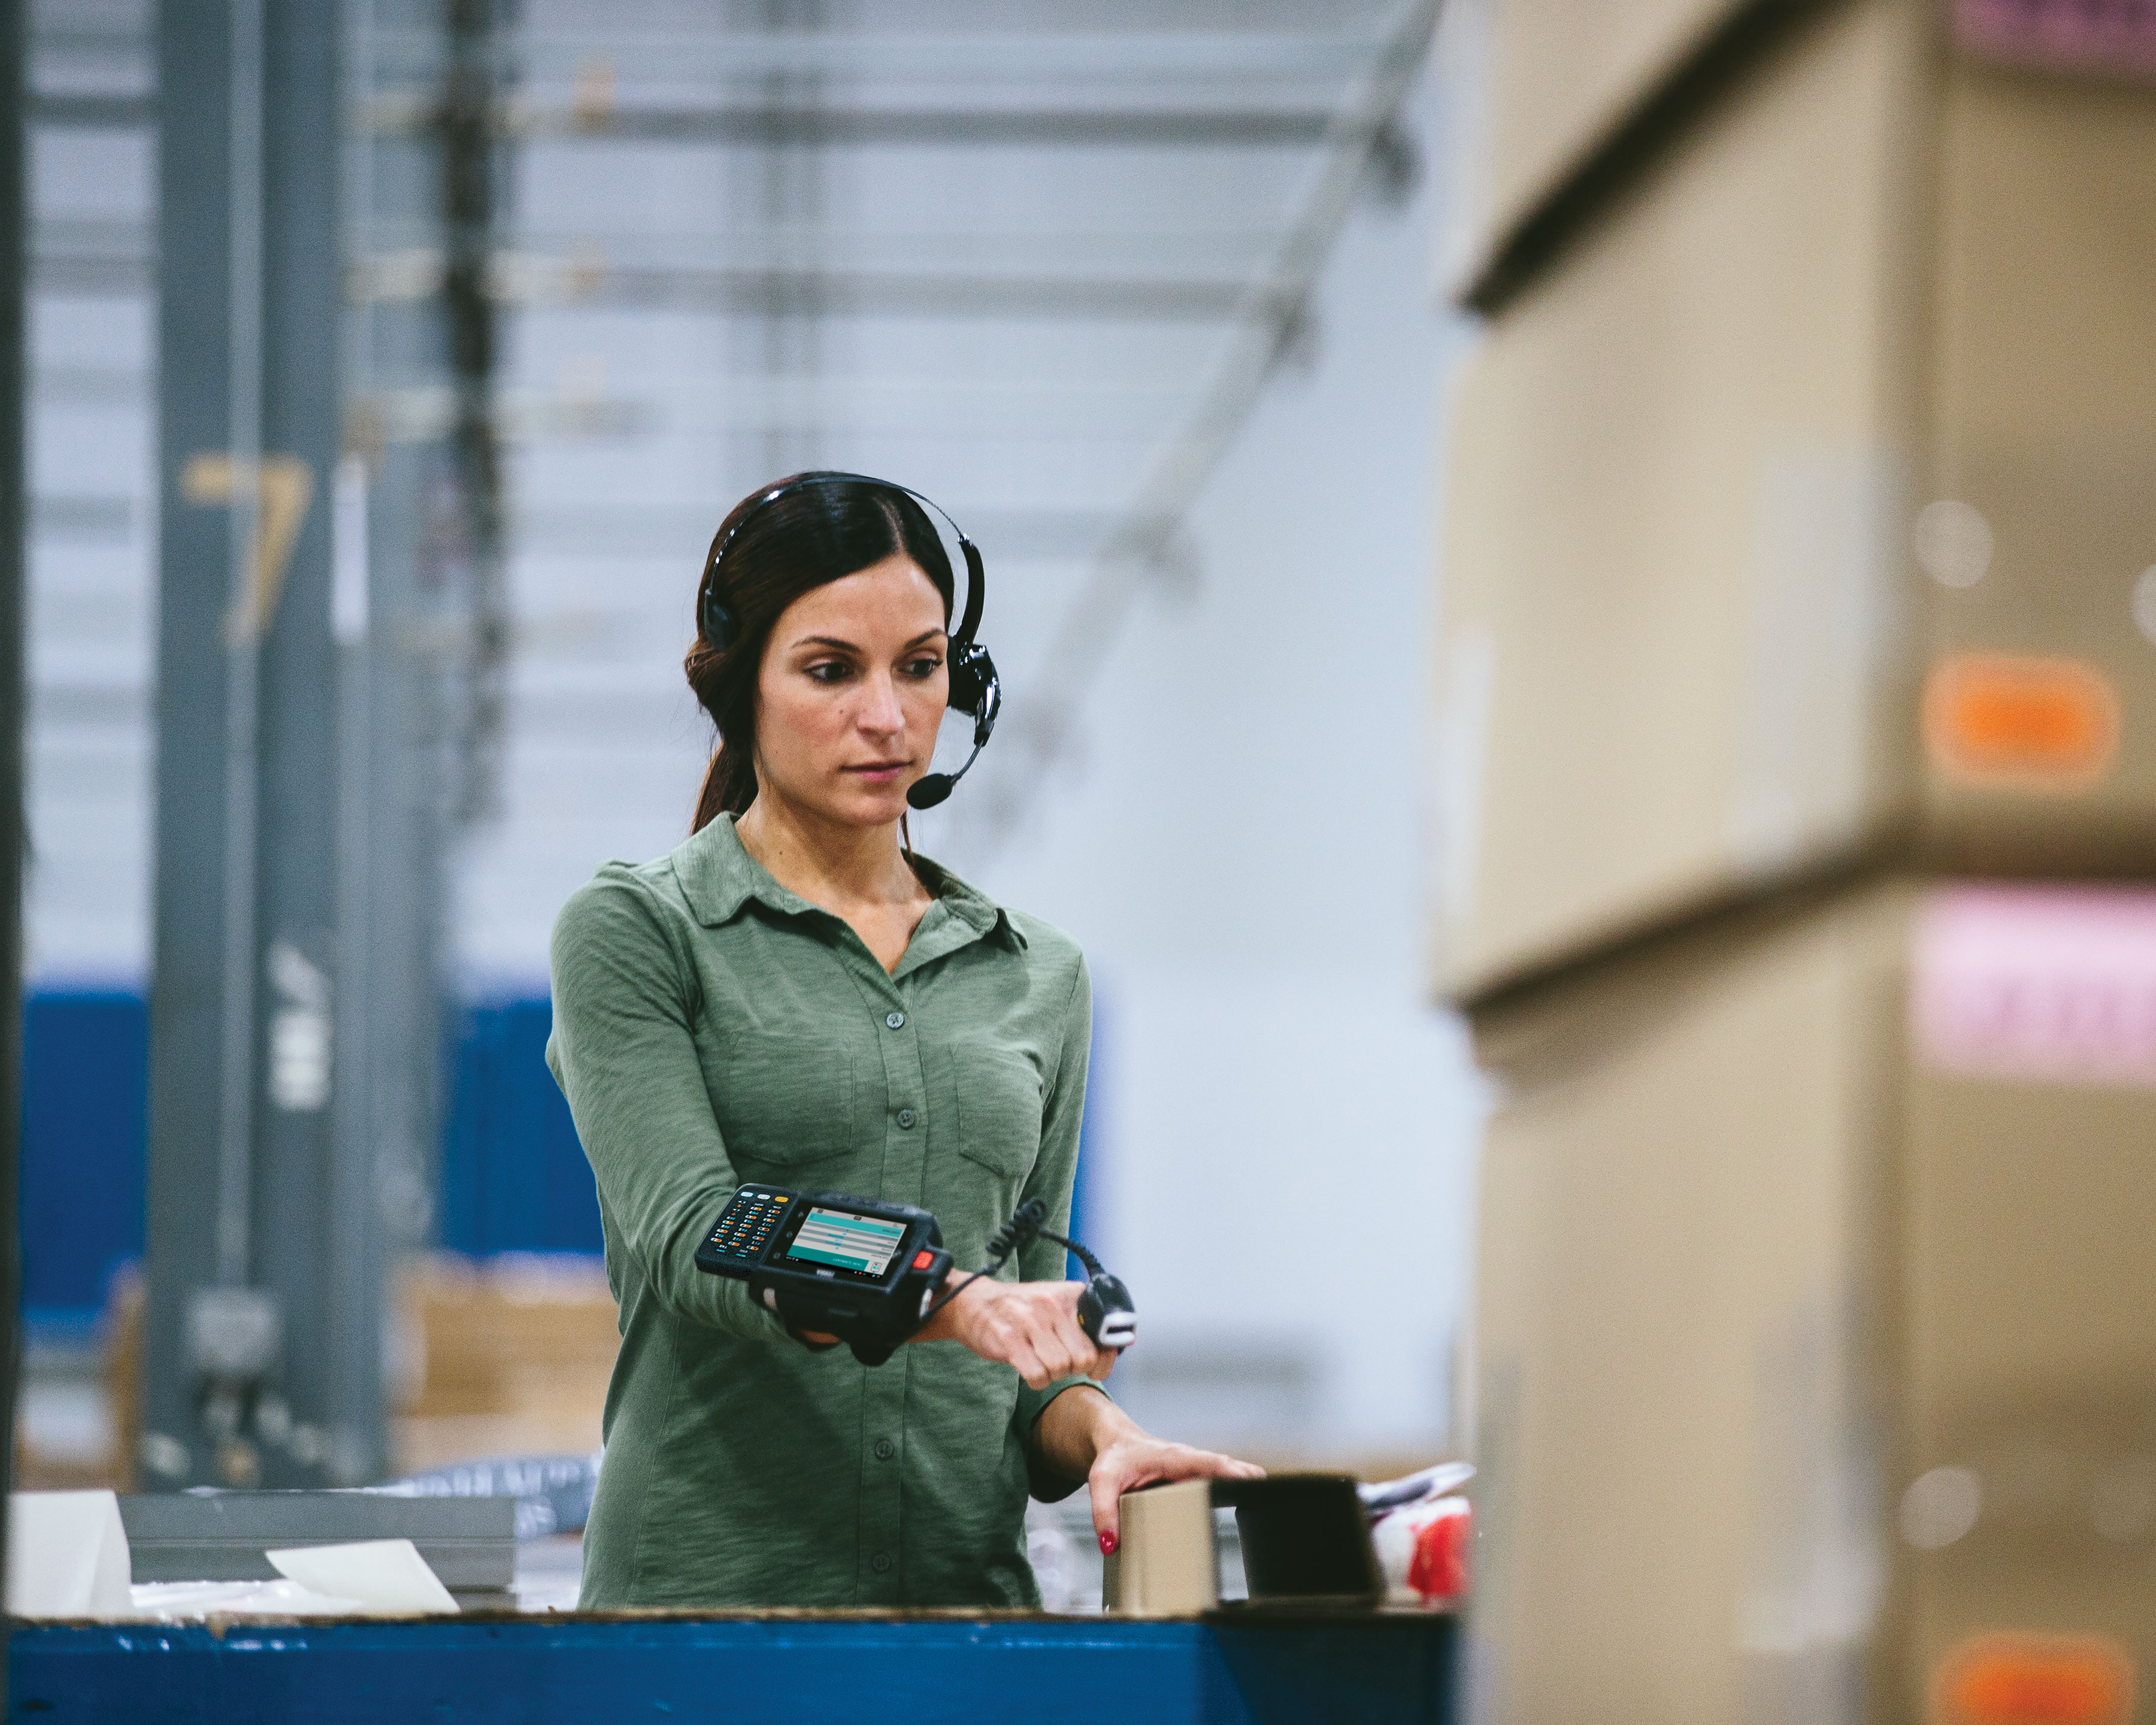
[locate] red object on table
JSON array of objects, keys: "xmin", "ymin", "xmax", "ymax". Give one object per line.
[{"xmin": 1407, "ymin": 1501, "xmax": 1471, "ymax": 1601}]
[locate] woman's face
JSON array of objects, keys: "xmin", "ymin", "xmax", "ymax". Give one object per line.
[{"xmin": 752, "ymin": 552, "xmax": 951, "ymax": 827}]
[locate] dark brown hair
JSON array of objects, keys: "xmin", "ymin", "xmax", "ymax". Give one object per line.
[{"xmin": 687, "ymin": 473, "xmax": 955, "ymax": 832}]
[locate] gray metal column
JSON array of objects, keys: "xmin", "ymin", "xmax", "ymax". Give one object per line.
[
  {"xmin": 443, "ymin": 0, "xmax": 507, "ymax": 825},
  {"xmin": 336, "ymin": 0, "xmax": 492, "ymax": 1369},
  {"xmin": 0, "ymin": 0, "xmax": 29, "ymax": 1579},
  {"xmin": 144, "ymin": 0, "xmax": 368, "ymax": 1490}
]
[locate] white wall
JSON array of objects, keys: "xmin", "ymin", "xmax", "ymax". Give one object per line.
[
  {"xmin": 953, "ymin": 62, "xmax": 1488, "ymax": 1464},
  {"xmin": 23, "ymin": 128, "xmax": 159, "ymax": 988}
]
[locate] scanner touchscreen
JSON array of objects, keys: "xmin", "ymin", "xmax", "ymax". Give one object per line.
[{"xmin": 784, "ymin": 1207, "xmax": 907, "ymax": 1281}]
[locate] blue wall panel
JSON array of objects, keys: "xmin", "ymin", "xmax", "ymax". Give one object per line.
[
  {"xmin": 440, "ymin": 997, "xmax": 602, "ymax": 1257},
  {"xmin": 19, "ymin": 991, "xmax": 149, "ymax": 1320}
]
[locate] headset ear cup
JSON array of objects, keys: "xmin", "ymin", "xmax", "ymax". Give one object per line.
[
  {"xmin": 701, "ymin": 587, "xmax": 738, "ymax": 650},
  {"xmin": 950, "ymin": 643, "xmax": 1000, "ymax": 748},
  {"xmin": 947, "ymin": 641, "xmax": 990, "ymax": 715}
]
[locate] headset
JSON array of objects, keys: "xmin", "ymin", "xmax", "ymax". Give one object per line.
[{"xmin": 697, "ymin": 471, "xmax": 1001, "ymax": 811}]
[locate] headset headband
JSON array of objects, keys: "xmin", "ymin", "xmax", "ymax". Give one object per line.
[{"xmin": 699, "ymin": 471, "xmax": 985, "ymax": 650}]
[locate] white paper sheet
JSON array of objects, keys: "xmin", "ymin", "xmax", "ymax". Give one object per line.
[
  {"xmin": 129, "ymin": 1578, "xmax": 366, "ymax": 1620},
  {"xmin": 264, "ymin": 1538, "xmax": 459, "ymax": 1615},
  {"xmin": 7, "ymin": 1490, "xmax": 134, "ymax": 1619}
]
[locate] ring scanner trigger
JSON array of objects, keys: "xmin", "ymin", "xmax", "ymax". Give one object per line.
[{"xmin": 923, "ymin": 1197, "xmax": 1138, "ymax": 1353}]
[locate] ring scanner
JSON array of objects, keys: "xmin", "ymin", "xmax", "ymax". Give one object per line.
[{"xmin": 696, "ymin": 1186, "xmax": 1135, "ymax": 1367}]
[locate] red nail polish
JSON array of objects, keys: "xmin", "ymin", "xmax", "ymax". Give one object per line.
[{"xmin": 1099, "ymin": 1532, "xmax": 1118, "ymax": 1556}]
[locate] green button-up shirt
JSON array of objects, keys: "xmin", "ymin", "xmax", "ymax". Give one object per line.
[{"xmin": 546, "ymin": 813, "xmax": 1097, "ymax": 1609}]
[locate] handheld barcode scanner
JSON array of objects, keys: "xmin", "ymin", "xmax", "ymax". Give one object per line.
[
  {"xmin": 696, "ymin": 1186, "xmax": 951, "ymax": 1367},
  {"xmin": 697, "ymin": 1187, "xmax": 1135, "ymax": 1367}
]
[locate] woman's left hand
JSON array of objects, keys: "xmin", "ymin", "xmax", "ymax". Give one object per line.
[
  {"xmin": 1086, "ymin": 1429, "xmax": 1265, "ymax": 1558},
  {"xmin": 1032, "ymin": 1386, "xmax": 1263, "ymax": 1557}
]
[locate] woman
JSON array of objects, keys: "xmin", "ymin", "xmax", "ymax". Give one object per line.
[{"xmin": 548, "ymin": 472, "xmax": 1260, "ymax": 1608}]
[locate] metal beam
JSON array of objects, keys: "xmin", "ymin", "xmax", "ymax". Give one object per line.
[
  {"xmin": 502, "ymin": 502, "xmax": 1125, "ymax": 562},
  {"xmin": 550, "ymin": 105, "xmax": 1335, "ymax": 148},
  {"xmin": 336, "ymin": 0, "xmax": 497, "ymax": 1330},
  {"xmin": 440, "ymin": 0, "xmax": 509, "ymax": 826},
  {"xmin": 364, "ymin": 28, "xmax": 1397, "ymax": 83},
  {"xmin": 26, "ymin": 93, "xmax": 156, "ymax": 128},
  {"xmin": 358, "ymin": 256, "xmax": 1286, "ymax": 322},
  {"xmin": 565, "ymin": 263, "xmax": 1272, "ymax": 322},
  {"xmin": 0, "ymin": 0, "xmax": 29, "ymax": 1606},
  {"xmin": 374, "ymin": 101, "xmax": 1337, "ymax": 148},
  {"xmin": 145, "ymin": 0, "xmax": 371, "ymax": 1491},
  {"xmin": 28, "ymin": 257, "xmax": 151, "ymax": 297}
]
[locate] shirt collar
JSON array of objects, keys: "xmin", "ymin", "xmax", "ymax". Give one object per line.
[{"xmin": 674, "ymin": 813, "xmax": 1027, "ymax": 951}]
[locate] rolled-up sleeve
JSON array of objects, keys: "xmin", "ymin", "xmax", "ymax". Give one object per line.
[
  {"xmin": 1012, "ymin": 952, "xmax": 1107, "ymax": 1500},
  {"xmin": 546, "ymin": 870, "xmax": 789, "ymax": 1346}
]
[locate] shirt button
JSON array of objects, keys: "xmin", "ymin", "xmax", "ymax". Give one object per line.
[
  {"xmin": 871, "ymin": 1552, "xmax": 893, "ymax": 1573},
  {"xmin": 874, "ymin": 1438, "xmax": 895, "ymax": 1461},
  {"xmin": 897, "ymin": 1109, "xmax": 915, "ymax": 1129},
  {"xmin": 885, "ymin": 1010, "xmax": 905, "ymax": 1029}
]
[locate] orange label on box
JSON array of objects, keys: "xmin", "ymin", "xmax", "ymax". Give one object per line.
[
  {"xmin": 1924, "ymin": 653, "xmax": 2120, "ymax": 789},
  {"xmin": 1934, "ymin": 1633, "xmax": 2134, "ymax": 1725}
]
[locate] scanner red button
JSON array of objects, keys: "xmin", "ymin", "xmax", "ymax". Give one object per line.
[{"xmin": 912, "ymin": 1250, "xmax": 933, "ymax": 1270}]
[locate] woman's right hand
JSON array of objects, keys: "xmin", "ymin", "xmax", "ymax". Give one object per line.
[{"xmin": 913, "ymin": 1273, "xmax": 1119, "ymax": 1387}]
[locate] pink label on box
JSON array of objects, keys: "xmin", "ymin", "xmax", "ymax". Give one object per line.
[
  {"xmin": 1913, "ymin": 883, "xmax": 2156, "ymax": 1088},
  {"xmin": 1953, "ymin": 0, "xmax": 2156, "ymax": 79}
]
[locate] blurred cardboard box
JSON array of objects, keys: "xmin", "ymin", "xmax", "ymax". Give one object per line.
[
  {"xmin": 1433, "ymin": 0, "xmax": 2156, "ymax": 1001},
  {"xmin": 1466, "ymin": 880, "xmax": 2156, "ymax": 1721},
  {"xmin": 1916, "ymin": 60, "xmax": 2156, "ymax": 873},
  {"xmin": 92, "ymin": 1255, "xmax": 619, "ymax": 1482},
  {"xmin": 1433, "ymin": 0, "xmax": 1927, "ymax": 1000},
  {"xmin": 390, "ymin": 1254, "xmax": 619, "ymax": 1475},
  {"xmin": 1436, "ymin": 0, "xmax": 1752, "ymax": 289}
]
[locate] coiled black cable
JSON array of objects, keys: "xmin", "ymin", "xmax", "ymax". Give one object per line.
[{"xmin": 920, "ymin": 1197, "xmax": 1101, "ymax": 1322}]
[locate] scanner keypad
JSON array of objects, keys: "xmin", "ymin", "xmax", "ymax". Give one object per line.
[{"xmin": 706, "ymin": 1185, "xmax": 790, "ymax": 1262}]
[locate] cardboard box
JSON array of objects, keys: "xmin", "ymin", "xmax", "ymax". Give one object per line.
[
  {"xmin": 1465, "ymin": 880, "xmax": 2156, "ymax": 1721},
  {"xmin": 391, "ymin": 1255, "xmax": 619, "ymax": 1475},
  {"xmin": 1437, "ymin": 0, "xmax": 1752, "ymax": 287},
  {"xmin": 1434, "ymin": 0, "xmax": 1929, "ymax": 1000},
  {"xmin": 1918, "ymin": 63, "xmax": 2156, "ymax": 871},
  {"xmin": 1433, "ymin": 0, "xmax": 2156, "ymax": 1001},
  {"xmin": 1103, "ymin": 1475, "xmax": 1386, "ymax": 1616}
]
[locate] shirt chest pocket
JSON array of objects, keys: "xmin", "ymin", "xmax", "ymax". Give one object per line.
[
  {"xmin": 952, "ymin": 1044, "xmax": 1044, "ymax": 1190},
  {"xmin": 710, "ymin": 1031, "xmax": 857, "ymax": 1178}
]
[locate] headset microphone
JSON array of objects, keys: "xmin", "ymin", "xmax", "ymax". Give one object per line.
[
  {"xmin": 907, "ymin": 645, "xmax": 1001, "ymax": 809},
  {"xmin": 905, "ymin": 746, "xmax": 974, "ymax": 810}
]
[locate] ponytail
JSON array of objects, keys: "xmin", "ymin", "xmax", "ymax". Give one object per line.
[{"xmin": 691, "ymin": 737, "xmax": 758, "ymax": 833}]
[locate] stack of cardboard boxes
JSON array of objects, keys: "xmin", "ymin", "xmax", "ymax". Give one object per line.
[
  {"xmin": 391, "ymin": 1255, "xmax": 619, "ymax": 1475},
  {"xmin": 1434, "ymin": 1, "xmax": 2156, "ymax": 1717},
  {"xmin": 83, "ymin": 1257, "xmax": 620, "ymax": 1487}
]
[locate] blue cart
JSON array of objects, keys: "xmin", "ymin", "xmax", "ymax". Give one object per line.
[{"xmin": 10, "ymin": 1608, "xmax": 1456, "ymax": 1724}]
